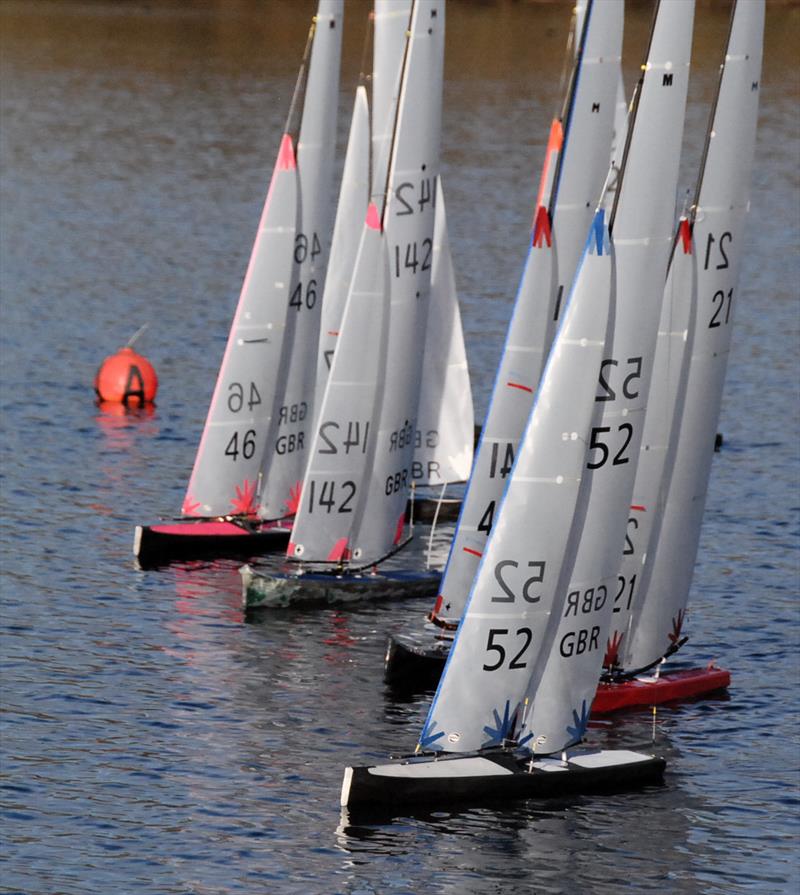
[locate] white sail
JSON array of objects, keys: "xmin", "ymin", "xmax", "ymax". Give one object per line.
[
  {"xmin": 182, "ymin": 2, "xmax": 343, "ymax": 520},
  {"xmin": 523, "ymin": 0, "xmax": 694, "ymax": 752},
  {"xmin": 315, "ymin": 85, "xmax": 370, "ymax": 414},
  {"xmin": 288, "ymin": 0, "xmax": 444, "ymax": 565},
  {"xmin": 420, "ymin": 214, "xmax": 615, "ymax": 752},
  {"xmin": 258, "ymin": 0, "xmax": 344, "ymax": 519},
  {"xmin": 602, "ymin": 224, "xmax": 695, "ymax": 670},
  {"xmin": 428, "ymin": 0, "xmax": 623, "ymax": 627},
  {"xmin": 412, "ymin": 186, "xmax": 474, "ymax": 487},
  {"xmin": 620, "ymin": 0, "xmax": 764, "ymax": 670}
]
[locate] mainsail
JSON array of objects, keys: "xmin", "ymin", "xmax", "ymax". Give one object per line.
[
  {"xmin": 182, "ymin": 1, "xmax": 343, "ymax": 520},
  {"xmin": 288, "ymin": 0, "xmax": 445, "ymax": 565},
  {"xmin": 523, "ymin": 0, "xmax": 694, "ymax": 750},
  {"xmin": 615, "ymin": 0, "xmax": 764, "ymax": 672},
  {"xmin": 421, "ymin": 0, "xmax": 694, "ymax": 755},
  {"xmin": 428, "ymin": 0, "xmax": 624, "ymax": 628},
  {"xmin": 317, "ymin": 0, "xmax": 473, "ymax": 491}
]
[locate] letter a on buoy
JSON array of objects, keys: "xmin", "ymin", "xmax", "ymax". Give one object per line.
[{"xmin": 95, "ymin": 346, "xmax": 158, "ymax": 406}]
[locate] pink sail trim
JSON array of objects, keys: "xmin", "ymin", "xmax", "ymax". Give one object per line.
[
  {"xmin": 393, "ymin": 512, "xmax": 406, "ymax": 545},
  {"xmin": 182, "ymin": 495, "xmax": 202, "ymax": 517},
  {"xmin": 365, "ymin": 202, "xmax": 381, "ymax": 231},
  {"xmin": 328, "ymin": 538, "xmax": 351, "ymax": 562},
  {"xmin": 182, "ymin": 127, "xmax": 295, "ymax": 513},
  {"xmin": 277, "ymin": 133, "xmax": 297, "ymax": 171}
]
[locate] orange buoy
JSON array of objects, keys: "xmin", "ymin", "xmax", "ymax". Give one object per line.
[{"xmin": 94, "ymin": 346, "xmax": 158, "ymax": 406}]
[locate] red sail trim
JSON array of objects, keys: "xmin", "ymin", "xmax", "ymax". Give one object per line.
[
  {"xmin": 462, "ymin": 547, "xmax": 483, "ymax": 558},
  {"xmin": 507, "ymin": 381, "xmax": 534, "ymax": 393},
  {"xmin": 327, "ymin": 538, "xmax": 351, "ymax": 563},
  {"xmin": 532, "ymin": 205, "xmax": 553, "ymax": 249},
  {"xmin": 678, "ymin": 217, "xmax": 693, "ymax": 254}
]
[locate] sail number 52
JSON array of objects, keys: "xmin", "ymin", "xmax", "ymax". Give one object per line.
[{"xmin": 483, "ymin": 627, "xmax": 533, "ymax": 671}]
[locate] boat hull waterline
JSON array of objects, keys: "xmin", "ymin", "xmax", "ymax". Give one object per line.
[
  {"xmin": 241, "ymin": 564, "xmax": 441, "ymax": 610},
  {"xmin": 341, "ymin": 748, "xmax": 666, "ymax": 809},
  {"xmin": 134, "ymin": 494, "xmax": 462, "ymax": 566},
  {"xmin": 384, "ymin": 634, "xmax": 730, "ymax": 711}
]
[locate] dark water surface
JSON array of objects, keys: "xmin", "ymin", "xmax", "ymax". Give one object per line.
[{"xmin": 1, "ymin": 2, "xmax": 799, "ymax": 893}]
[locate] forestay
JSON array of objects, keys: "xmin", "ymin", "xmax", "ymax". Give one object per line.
[
  {"xmin": 619, "ymin": 0, "xmax": 764, "ymax": 671},
  {"xmin": 428, "ymin": 0, "xmax": 623, "ymax": 628},
  {"xmin": 288, "ymin": 0, "xmax": 445, "ymax": 565},
  {"xmin": 182, "ymin": 1, "xmax": 343, "ymax": 520},
  {"xmin": 523, "ymin": 0, "xmax": 694, "ymax": 752}
]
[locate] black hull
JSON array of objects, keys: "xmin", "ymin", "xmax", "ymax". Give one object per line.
[
  {"xmin": 135, "ymin": 494, "xmax": 461, "ymax": 567},
  {"xmin": 242, "ymin": 565, "xmax": 442, "ymax": 610},
  {"xmin": 134, "ymin": 521, "xmax": 290, "ymax": 567},
  {"xmin": 384, "ymin": 632, "xmax": 449, "ymax": 690},
  {"xmin": 342, "ymin": 748, "xmax": 666, "ymax": 810}
]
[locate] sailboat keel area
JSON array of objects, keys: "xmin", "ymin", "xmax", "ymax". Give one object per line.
[
  {"xmin": 385, "ymin": 633, "xmax": 730, "ymax": 712},
  {"xmin": 341, "ymin": 748, "xmax": 666, "ymax": 809},
  {"xmin": 241, "ymin": 564, "xmax": 441, "ymax": 610}
]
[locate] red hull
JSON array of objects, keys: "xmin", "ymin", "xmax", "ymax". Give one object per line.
[{"xmin": 592, "ymin": 666, "xmax": 731, "ymax": 714}]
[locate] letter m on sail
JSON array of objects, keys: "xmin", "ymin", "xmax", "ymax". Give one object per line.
[{"xmin": 662, "ymin": 73, "xmax": 673, "ymax": 86}]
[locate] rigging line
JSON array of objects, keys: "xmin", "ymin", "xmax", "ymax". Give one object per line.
[
  {"xmin": 547, "ymin": 0, "xmax": 593, "ymax": 218},
  {"xmin": 378, "ymin": 0, "xmax": 416, "ymax": 227},
  {"xmin": 426, "ymin": 481, "xmax": 448, "ymax": 570},
  {"xmin": 284, "ymin": 13, "xmax": 317, "ymax": 142},
  {"xmin": 359, "ymin": 7, "xmax": 376, "ymax": 200},
  {"xmin": 608, "ymin": 0, "xmax": 663, "ymax": 234},
  {"xmin": 688, "ymin": 0, "xmax": 737, "ymax": 226},
  {"xmin": 600, "ymin": 635, "xmax": 689, "ymax": 683}
]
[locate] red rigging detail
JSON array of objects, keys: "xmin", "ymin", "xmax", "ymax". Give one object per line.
[
  {"xmin": 532, "ymin": 205, "xmax": 553, "ymax": 249},
  {"xmin": 506, "ymin": 381, "xmax": 534, "ymax": 394},
  {"xmin": 679, "ymin": 218, "xmax": 693, "ymax": 254},
  {"xmin": 365, "ymin": 202, "xmax": 382, "ymax": 231},
  {"xmin": 669, "ymin": 609, "xmax": 686, "ymax": 644},
  {"xmin": 604, "ymin": 631, "xmax": 624, "ymax": 669},
  {"xmin": 327, "ymin": 538, "xmax": 351, "ymax": 563},
  {"xmin": 277, "ymin": 134, "xmax": 297, "ymax": 171},
  {"xmin": 393, "ymin": 512, "xmax": 405, "ymax": 545},
  {"xmin": 462, "ymin": 546, "xmax": 483, "ymax": 558},
  {"xmin": 630, "ymin": 504, "xmax": 647, "ymax": 512}
]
